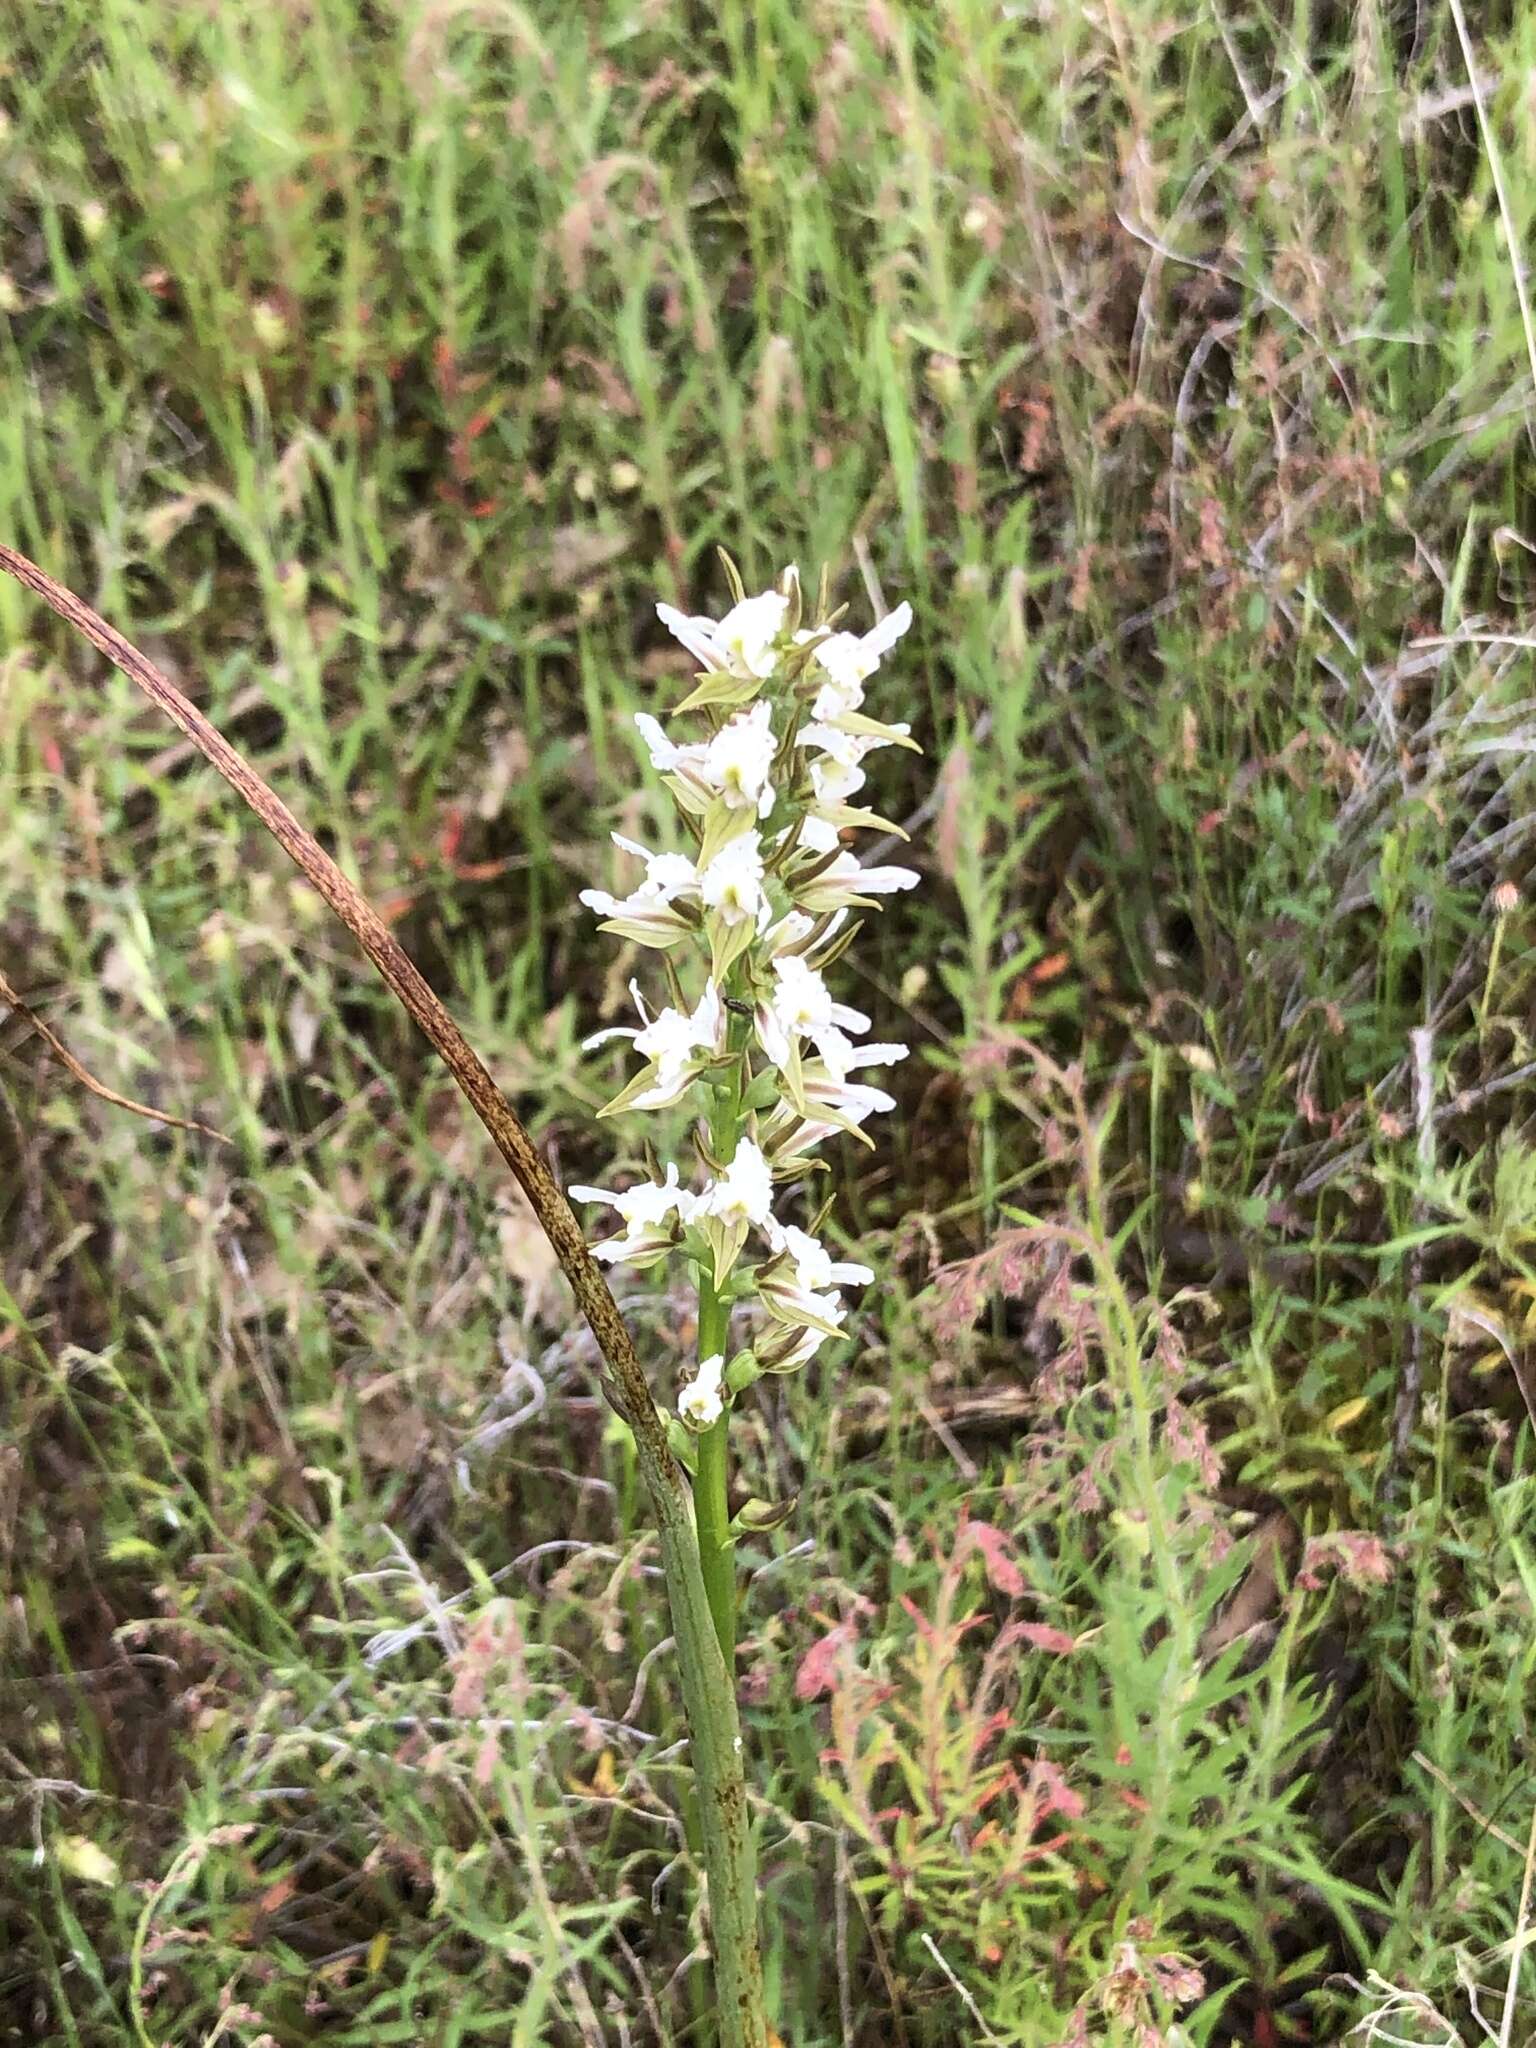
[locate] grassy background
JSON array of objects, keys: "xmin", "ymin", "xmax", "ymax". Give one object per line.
[{"xmin": 5, "ymin": 1, "xmax": 1536, "ymax": 2041}]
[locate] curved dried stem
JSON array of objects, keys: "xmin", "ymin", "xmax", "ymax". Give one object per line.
[
  {"xmin": 0, "ymin": 545, "xmax": 668, "ymax": 1459},
  {"xmin": 0, "ymin": 966, "xmax": 230, "ymax": 1143}
]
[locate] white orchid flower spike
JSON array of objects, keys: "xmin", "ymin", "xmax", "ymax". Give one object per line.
[{"xmin": 575, "ymin": 556, "xmax": 921, "ymax": 1446}]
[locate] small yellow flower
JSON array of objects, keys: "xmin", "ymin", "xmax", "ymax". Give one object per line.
[{"xmin": 56, "ymin": 1835, "xmax": 118, "ymax": 1886}]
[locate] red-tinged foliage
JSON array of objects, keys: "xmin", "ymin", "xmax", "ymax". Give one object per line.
[
  {"xmin": 958, "ymin": 1510, "xmax": 1027, "ymax": 1598},
  {"xmin": 1016, "ymin": 1622, "xmax": 1078, "ymax": 1655},
  {"xmin": 811, "ymin": 1515, "xmax": 1089, "ymax": 1971},
  {"xmin": 448, "ymin": 1599, "xmax": 527, "ymax": 1719},
  {"xmin": 1296, "ymin": 1530, "xmax": 1395, "ymax": 1592},
  {"xmin": 1163, "ymin": 1396, "xmax": 1222, "ymax": 1489},
  {"xmin": 794, "ymin": 1617, "xmax": 860, "ymax": 1703},
  {"xmin": 926, "ymin": 1227, "xmax": 1050, "ymax": 1346},
  {"xmin": 437, "ymin": 805, "xmax": 466, "ymax": 864},
  {"xmin": 897, "ymin": 1591, "xmax": 990, "ymax": 1647},
  {"xmin": 1026, "ymin": 1756, "xmax": 1085, "ymax": 1824}
]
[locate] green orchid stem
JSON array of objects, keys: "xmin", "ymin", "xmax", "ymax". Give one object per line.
[
  {"xmin": 695, "ymin": 1283, "xmax": 736, "ymax": 1664},
  {"xmin": 694, "ymin": 1003, "xmax": 750, "ymax": 1667},
  {"xmin": 685, "ymin": 1005, "xmax": 754, "ymax": 2041},
  {"xmin": 653, "ymin": 1485, "xmax": 764, "ymax": 2048}
]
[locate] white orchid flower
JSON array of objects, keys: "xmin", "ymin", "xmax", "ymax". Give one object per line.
[
  {"xmin": 697, "ymin": 1139, "xmax": 775, "ymax": 1231},
  {"xmin": 631, "ymin": 982, "xmax": 723, "ymax": 1106},
  {"xmin": 800, "ymin": 716, "xmax": 913, "ymax": 809},
  {"xmin": 586, "ymin": 980, "xmax": 724, "ymax": 1111},
  {"xmin": 702, "ymin": 700, "xmax": 778, "ymax": 815},
  {"xmin": 806, "ymin": 601, "xmax": 913, "ymax": 718},
  {"xmin": 802, "ymin": 1076, "xmax": 898, "ymax": 1123},
  {"xmin": 765, "ymin": 1220, "xmax": 875, "ymax": 1292},
  {"xmin": 637, "ymin": 705, "xmax": 778, "ymax": 819},
  {"xmin": 694, "ymin": 1136, "xmax": 777, "ymax": 1288},
  {"xmin": 580, "ymin": 834, "xmax": 701, "ymax": 944},
  {"xmin": 758, "ymin": 1271, "xmax": 848, "ymax": 1339},
  {"xmin": 754, "ymin": 954, "xmax": 870, "ymax": 1072},
  {"xmin": 762, "ymin": 908, "xmax": 822, "ymax": 957},
  {"xmin": 657, "ymin": 585, "xmax": 789, "ymax": 681},
  {"xmin": 759, "ymin": 1219, "xmax": 873, "ymax": 1329},
  {"xmin": 814, "ymin": 1029, "xmax": 910, "ymax": 1083},
  {"xmin": 699, "ymin": 831, "xmax": 767, "ymax": 927},
  {"xmin": 796, "ymin": 812, "xmax": 843, "ymax": 855},
  {"xmin": 800, "ymin": 719, "xmax": 910, "ymax": 769},
  {"xmin": 755, "ymin": 1319, "xmax": 831, "ymax": 1375},
  {"xmin": 715, "ymin": 590, "xmax": 788, "ymax": 678},
  {"xmin": 577, "ymin": 890, "xmax": 695, "ymax": 945},
  {"xmin": 766, "ymin": 1116, "xmax": 870, "ymax": 1167},
  {"xmin": 809, "ymin": 752, "xmax": 866, "ymax": 808},
  {"xmin": 609, "ymin": 834, "xmax": 701, "ymax": 899},
  {"xmin": 791, "ymin": 849, "xmax": 920, "ymax": 914},
  {"xmin": 678, "ymin": 1351, "xmax": 726, "ymax": 1431},
  {"xmin": 567, "ymin": 1164, "xmax": 696, "ymax": 1268},
  {"xmin": 634, "ymin": 711, "xmax": 708, "ymax": 779},
  {"xmin": 759, "ymin": 1070, "xmax": 899, "ymax": 1165}
]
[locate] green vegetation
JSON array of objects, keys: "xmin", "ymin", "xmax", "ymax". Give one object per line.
[{"xmin": 5, "ymin": 1, "xmax": 1536, "ymax": 2041}]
